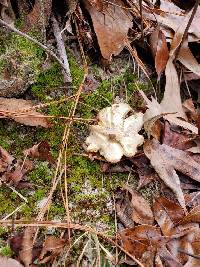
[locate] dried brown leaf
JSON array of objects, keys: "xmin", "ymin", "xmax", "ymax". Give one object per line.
[
  {"xmin": 161, "ymin": 58, "xmax": 186, "ymax": 119},
  {"xmin": 0, "ymin": 256, "xmax": 23, "ymax": 267},
  {"xmin": 116, "ymin": 185, "xmax": 154, "ymax": 227},
  {"xmin": 24, "ymin": 141, "xmax": 54, "ymax": 164},
  {"xmin": 150, "ymin": 29, "xmax": 169, "ymax": 78},
  {"xmin": 19, "ymin": 227, "xmax": 35, "ymax": 267},
  {"xmin": 157, "ymin": 246, "xmax": 183, "ymax": 267},
  {"xmin": 0, "ymin": 0, "xmax": 15, "ymax": 25},
  {"xmin": 22, "ymin": 0, "xmax": 52, "ymax": 32},
  {"xmin": 144, "ymin": 1, "xmax": 200, "ymax": 41},
  {"xmin": 153, "ymin": 196, "xmax": 184, "ymax": 236},
  {"xmin": 178, "ymin": 41, "xmax": 200, "ymax": 77},
  {"xmin": 185, "ymin": 192, "xmax": 200, "ymax": 208},
  {"xmin": 144, "ymin": 139, "xmax": 200, "ymax": 212},
  {"xmin": 162, "ymin": 121, "xmax": 196, "ymax": 150},
  {"xmin": 140, "ymin": 90, "xmax": 198, "ymax": 134},
  {"xmin": 39, "ymin": 236, "xmax": 65, "ymax": 264},
  {"xmin": 2, "ymin": 159, "xmax": 33, "ymax": 186},
  {"xmin": 119, "ymin": 225, "xmax": 163, "ymax": 266},
  {"xmin": 130, "ymin": 154, "xmax": 158, "ymax": 189},
  {"xmin": 84, "ymin": 0, "xmax": 132, "ymax": 60},
  {"xmin": 0, "ymin": 98, "xmax": 51, "ymax": 127},
  {"xmin": 0, "ymin": 146, "xmax": 14, "ymax": 172}
]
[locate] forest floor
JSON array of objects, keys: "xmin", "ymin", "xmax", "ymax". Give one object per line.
[{"xmin": 0, "ymin": 1, "xmax": 200, "ymax": 266}]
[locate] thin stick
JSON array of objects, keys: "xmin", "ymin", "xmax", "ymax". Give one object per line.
[
  {"xmin": 6, "ymin": 185, "xmax": 28, "ymax": 203},
  {"xmin": 113, "ymin": 194, "xmax": 119, "ymax": 264},
  {"xmin": 178, "ymin": 249, "xmax": 200, "ymax": 260},
  {"xmin": 139, "ymin": 0, "xmax": 144, "ymax": 43},
  {"xmin": 52, "ymin": 15, "xmax": 72, "ymax": 82},
  {"xmin": 0, "ymin": 18, "xmax": 67, "ymax": 71},
  {"xmin": 2, "ymin": 203, "xmax": 26, "ymax": 220},
  {"xmin": 0, "ymin": 113, "xmax": 96, "ymax": 122},
  {"xmin": 175, "ymin": 0, "xmax": 199, "ymax": 59}
]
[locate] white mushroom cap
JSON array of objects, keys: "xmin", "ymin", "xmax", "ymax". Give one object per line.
[{"xmin": 85, "ymin": 103, "xmax": 144, "ymax": 163}]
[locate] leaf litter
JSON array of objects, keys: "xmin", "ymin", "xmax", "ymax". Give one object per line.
[{"xmin": 1, "ymin": 0, "xmax": 200, "ymax": 266}]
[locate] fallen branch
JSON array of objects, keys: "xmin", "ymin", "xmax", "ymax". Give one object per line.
[
  {"xmin": 0, "ymin": 18, "xmax": 68, "ymax": 73},
  {"xmin": 52, "ymin": 15, "xmax": 72, "ymax": 82}
]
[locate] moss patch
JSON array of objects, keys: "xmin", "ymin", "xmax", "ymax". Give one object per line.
[
  {"xmin": 0, "ymin": 32, "xmax": 44, "ymax": 82},
  {"xmin": 0, "ymin": 52, "xmax": 152, "ymax": 229}
]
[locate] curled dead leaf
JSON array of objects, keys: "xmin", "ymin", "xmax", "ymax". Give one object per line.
[
  {"xmin": 0, "ymin": 97, "xmax": 51, "ymax": 127},
  {"xmin": 19, "ymin": 227, "xmax": 35, "ymax": 267}
]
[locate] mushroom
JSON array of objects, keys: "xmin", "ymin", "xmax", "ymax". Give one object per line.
[{"xmin": 85, "ymin": 102, "xmax": 144, "ymax": 163}]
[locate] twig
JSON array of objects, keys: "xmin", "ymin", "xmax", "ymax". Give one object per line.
[
  {"xmin": 2, "ymin": 203, "xmax": 26, "ymax": 220},
  {"xmin": 139, "ymin": 0, "xmax": 144, "ymax": 43},
  {"xmin": 52, "ymin": 15, "xmax": 72, "ymax": 83},
  {"xmin": 178, "ymin": 249, "xmax": 200, "ymax": 260},
  {"xmin": 0, "ymin": 18, "xmax": 67, "ymax": 71},
  {"xmin": 6, "ymin": 185, "xmax": 28, "ymax": 203},
  {"xmin": 0, "ymin": 112, "xmax": 96, "ymax": 122},
  {"xmin": 175, "ymin": 0, "xmax": 199, "ymax": 59}
]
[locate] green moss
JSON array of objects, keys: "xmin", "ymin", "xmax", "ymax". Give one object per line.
[
  {"xmin": 29, "ymin": 162, "xmax": 52, "ymax": 185},
  {"xmin": 0, "ymin": 43, "xmax": 152, "ymax": 233},
  {"xmin": 49, "ymin": 203, "xmax": 65, "ymax": 217},
  {"xmin": 68, "ymin": 52, "xmax": 84, "ymax": 88},
  {"xmin": 0, "ymin": 188, "xmax": 21, "ymax": 217},
  {"xmin": 31, "ymin": 63, "xmax": 64, "ymax": 100},
  {"xmin": 0, "ymin": 228, "xmax": 7, "ymax": 236},
  {"xmin": 0, "ymin": 32, "xmax": 44, "ymax": 82},
  {"xmin": 0, "ymin": 121, "xmax": 37, "ymax": 157},
  {"xmin": 31, "ymin": 52, "xmax": 84, "ymax": 101},
  {"xmin": 0, "ymin": 245, "xmax": 12, "ymax": 257}
]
